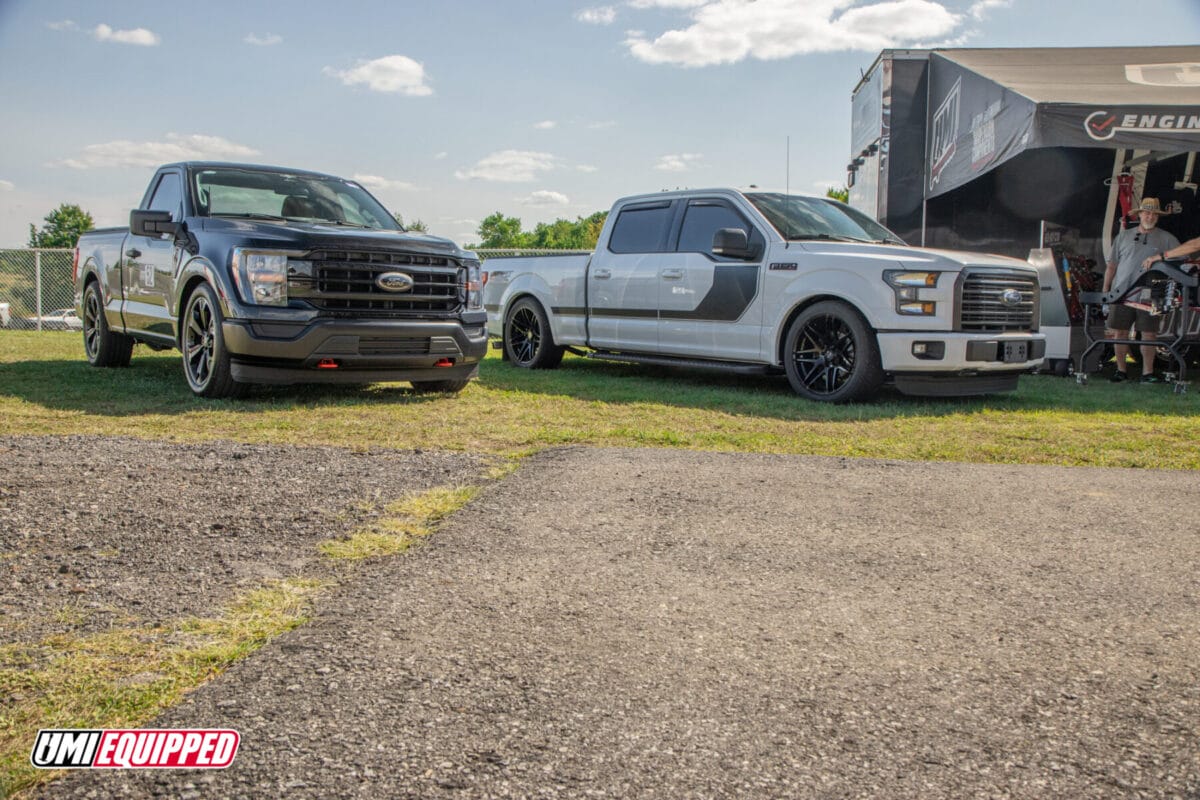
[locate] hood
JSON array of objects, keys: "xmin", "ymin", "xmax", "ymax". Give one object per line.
[
  {"xmin": 198, "ymin": 217, "xmax": 467, "ymax": 257},
  {"xmin": 792, "ymin": 241, "xmax": 1036, "ymax": 273}
]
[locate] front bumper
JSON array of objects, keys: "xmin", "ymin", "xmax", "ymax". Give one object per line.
[
  {"xmin": 221, "ymin": 317, "xmax": 488, "ymax": 385},
  {"xmin": 877, "ymin": 331, "xmax": 1046, "ymax": 373}
]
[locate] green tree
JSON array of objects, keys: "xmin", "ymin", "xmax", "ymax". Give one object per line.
[
  {"xmin": 475, "ymin": 212, "xmax": 531, "ymax": 248},
  {"xmin": 28, "ymin": 204, "xmax": 94, "ymax": 248},
  {"xmin": 392, "ymin": 212, "xmax": 429, "ymax": 233},
  {"xmin": 826, "ymin": 186, "xmax": 850, "ymax": 203}
]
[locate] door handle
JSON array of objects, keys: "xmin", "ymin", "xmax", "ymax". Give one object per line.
[
  {"xmin": 125, "ymin": 248, "xmax": 141, "ymax": 259},
  {"xmin": 593, "ymin": 268, "xmax": 612, "ymax": 280},
  {"xmin": 661, "ymin": 268, "xmax": 684, "ymax": 280}
]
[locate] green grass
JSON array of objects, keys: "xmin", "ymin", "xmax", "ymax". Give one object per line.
[
  {"xmin": 318, "ymin": 486, "xmax": 479, "ymax": 560},
  {"xmin": 2, "ymin": 330, "xmax": 1197, "ymax": 468}
]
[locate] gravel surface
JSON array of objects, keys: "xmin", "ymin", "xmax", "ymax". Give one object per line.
[
  {"xmin": 0, "ymin": 435, "xmax": 485, "ymax": 643},
  {"xmin": 46, "ymin": 446, "xmax": 1199, "ymax": 799}
]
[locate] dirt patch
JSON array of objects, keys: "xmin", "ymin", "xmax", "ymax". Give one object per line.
[{"xmin": 0, "ymin": 435, "xmax": 485, "ymax": 643}]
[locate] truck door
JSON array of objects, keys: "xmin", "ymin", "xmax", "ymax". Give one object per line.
[
  {"xmin": 587, "ymin": 200, "xmax": 675, "ymax": 353},
  {"xmin": 123, "ymin": 170, "xmax": 184, "ymax": 340},
  {"xmin": 657, "ymin": 198, "xmax": 764, "ymax": 360}
]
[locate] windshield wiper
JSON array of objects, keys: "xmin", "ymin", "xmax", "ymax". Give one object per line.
[
  {"xmin": 787, "ymin": 233, "xmax": 872, "ymax": 243},
  {"xmin": 211, "ymin": 212, "xmax": 287, "ymax": 222}
]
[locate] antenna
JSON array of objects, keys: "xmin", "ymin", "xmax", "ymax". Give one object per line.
[{"xmin": 786, "ymin": 136, "xmax": 793, "ymax": 242}]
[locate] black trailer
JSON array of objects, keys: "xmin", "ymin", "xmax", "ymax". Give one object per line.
[{"xmin": 849, "ymin": 46, "xmax": 1200, "ymax": 374}]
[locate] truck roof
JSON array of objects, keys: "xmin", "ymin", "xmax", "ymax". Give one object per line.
[
  {"xmin": 613, "ymin": 187, "xmax": 824, "ymax": 205},
  {"xmin": 159, "ymin": 162, "xmax": 349, "ymax": 181}
]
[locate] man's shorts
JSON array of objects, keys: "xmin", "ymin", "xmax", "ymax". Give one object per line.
[{"xmin": 1107, "ymin": 303, "xmax": 1161, "ymax": 334}]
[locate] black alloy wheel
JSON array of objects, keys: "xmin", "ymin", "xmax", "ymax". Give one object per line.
[
  {"xmin": 82, "ymin": 281, "xmax": 132, "ymax": 367},
  {"xmin": 784, "ymin": 300, "xmax": 882, "ymax": 403},
  {"xmin": 182, "ymin": 284, "xmax": 243, "ymax": 398},
  {"xmin": 503, "ymin": 298, "xmax": 564, "ymax": 369}
]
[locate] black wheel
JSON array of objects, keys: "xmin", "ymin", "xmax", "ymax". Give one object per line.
[
  {"xmin": 503, "ymin": 297, "xmax": 564, "ymax": 369},
  {"xmin": 181, "ymin": 284, "xmax": 244, "ymax": 399},
  {"xmin": 783, "ymin": 300, "xmax": 883, "ymax": 403},
  {"xmin": 82, "ymin": 280, "xmax": 133, "ymax": 367},
  {"xmin": 411, "ymin": 379, "xmax": 470, "ymax": 393},
  {"xmin": 1052, "ymin": 358, "xmax": 1071, "ymax": 377}
]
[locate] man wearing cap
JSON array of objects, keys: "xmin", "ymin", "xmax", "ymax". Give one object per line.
[{"xmin": 1103, "ymin": 197, "xmax": 1179, "ymax": 383}]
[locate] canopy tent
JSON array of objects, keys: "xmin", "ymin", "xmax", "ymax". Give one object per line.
[{"xmin": 925, "ymin": 47, "xmax": 1200, "ymax": 199}]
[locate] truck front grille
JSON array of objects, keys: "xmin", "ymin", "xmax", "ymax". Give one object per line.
[
  {"xmin": 289, "ymin": 250, "xmax": 464, "ymax": 314},
  {"xmin": 957, "ymin": 270, "xmax": 1039, "ymax": 332}
]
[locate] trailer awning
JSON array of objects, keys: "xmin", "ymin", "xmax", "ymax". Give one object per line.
[{"xmin": 926, "ymin": 46, "xmax": 1200, "ymax": 199}]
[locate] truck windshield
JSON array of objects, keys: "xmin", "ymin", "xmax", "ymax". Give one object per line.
[
  {"xmin": 192, "ymin": 168, "xmax": 403, "ymax": 231},
  {"xmin": 744, "ymin": 193, "xmax": 905, "ymax": 245}
]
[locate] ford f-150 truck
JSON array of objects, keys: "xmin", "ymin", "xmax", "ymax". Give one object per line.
[
  {"xmin": 484, "ymin": 189, "xmax": 1044, "ymax": 402},
  {"xmin": 74, "ymin": 162, "xmax": 487, "ymax": 397}
]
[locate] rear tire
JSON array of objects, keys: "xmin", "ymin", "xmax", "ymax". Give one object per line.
[
  {"xmin": 411, "ymin": 379, "xmax": 470, "ymax": 394},
  {"xmin": 503, "ymin": 297, "xmax": 564, "ymax": 369},
  {"xmin": 181, "ymin": 283, "xmax": 245, "ymax": 399},
  {"xmin": 783, "ymin": 300, "xmax": 883, "ymax": 403},
  {"xmin": 82, "ymin": 281, "xmax": 133, "ymax": 368}
]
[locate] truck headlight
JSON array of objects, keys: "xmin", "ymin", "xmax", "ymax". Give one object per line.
[
  {"xmin": 232, "ymin": 249, "xmax": 288, "ymax": 306},
  {"xmin": 884, "ymin": 270, "xmax": 939, "ymax": 315},
  {"xmin": 464, "ymin": 261, "xmax": 482, "ymax": 310}
]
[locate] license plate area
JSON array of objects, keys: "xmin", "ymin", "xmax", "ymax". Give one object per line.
[{"xmin": 1002, "ymin": 341, "xmax": 1028, "ymax": 363}]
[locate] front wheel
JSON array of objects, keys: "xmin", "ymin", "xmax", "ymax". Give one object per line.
[
  {"xmin": 783, "ymin": 301, "xmax": 883, "ymax": 403},
  {"xmin": 82, "ymin": 281, "xmax": 133, "ymax": 367},
  {"xmin": 503, "ymin": 298, "xmax": 564, "ymax": 369},
  {"xmin": 181, "ymin": 284, "xmax": 245, "ymax": 399}
]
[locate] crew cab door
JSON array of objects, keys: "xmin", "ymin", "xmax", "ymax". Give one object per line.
[
  {"xmin": 657, "ymin": 198, "xmax": 764, "ymax": 360},
  {"xmin": 123, "ymin": 169, "xmax": 184, "ymax": 339},
  {"xmin": 587, "ymin": 200, "xmax": 676, "ymax": 353}
]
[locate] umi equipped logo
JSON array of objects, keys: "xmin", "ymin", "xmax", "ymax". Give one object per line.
[
  {"xmin": 1084, "ymin": 109, "xmax": 1200, "ymax": 141},
  {"xmin": 30, "ymin": 729, "xmax": 239, "ymax": 769},
  {"xmin": 929, "ymin": 77, "xmax": 962, "ymax": 190}
]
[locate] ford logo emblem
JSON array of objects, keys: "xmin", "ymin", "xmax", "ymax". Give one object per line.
[
  {"xmin": 1000, "ymin": 288, "xmax": 1023, "ymax": 307},
  {"xmin": 375, "ymin": 272, "xmax": 414, "ymax": 293}
]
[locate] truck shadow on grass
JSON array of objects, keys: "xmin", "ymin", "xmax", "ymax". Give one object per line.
[{"xmin": 477, "ymin": 355, "xmax": 1200, "ymax": 420}]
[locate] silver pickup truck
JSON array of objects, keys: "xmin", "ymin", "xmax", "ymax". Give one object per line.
[{"xmin": 483, "ymin": 188, "xmax": 1044, "ymax": 402}]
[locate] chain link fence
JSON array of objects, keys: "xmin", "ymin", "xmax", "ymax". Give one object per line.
[{"xmin": 0, "ymin": 249, "xmax": 76, "ymax": 330}]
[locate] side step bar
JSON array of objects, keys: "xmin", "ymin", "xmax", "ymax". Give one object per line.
[{"xmin": 581, "ymin": 349, "xmax": 773, "ymax": 376}]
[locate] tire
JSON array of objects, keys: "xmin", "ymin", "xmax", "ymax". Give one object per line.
[
  {"xmin": 411, "ymin": 379, "xmax": 470, "ymax": 394},
  {"xmin": 503, "ymin": 297, "xmax": 564, "ymax": 369},
  {"xmin": 783, "ymin": 300, "xmax": 883, "ymax": 403},
  {"xmin": 181, "ymin": 283, "xmax": 245, "ymax": 399},
  {"xmin": 82, "ymin": 281, "xmax": 133, "ymax": 368}
]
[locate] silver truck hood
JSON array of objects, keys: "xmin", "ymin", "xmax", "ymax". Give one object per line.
[{"xmin": 793, "ymin": 241, "xmax": 1035, "ymax": 273}]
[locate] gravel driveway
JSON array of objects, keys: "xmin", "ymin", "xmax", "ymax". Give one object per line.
[{"xmin": 33, "ymin": 446, "xmax": 1200, "ymax": 798}]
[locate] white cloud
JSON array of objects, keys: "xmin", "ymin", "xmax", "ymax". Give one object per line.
[
  {"xmin": 655, "ymin": 153, "xmax": 703, "ymax": 172},
  {"xmin": 576, "ymin": 164, "xmax": 600, "ymax": 173},
  {"xmin": 628, "ymin": 0, "xmax": 709, "ymax": 8},
  {"xmin": 352, "ymin": 174, "xmax": 417, "ymax": 191},
  {"xmin": 324, "ymin": 55, "xmax": 433, "ymax": 96},
  {"xmin": 969, "ymin": 0, "xmax": 1011, "ymax": 19},
  {"xmin": 577, "ymin": 6, "xmax": 618, "ymax": 24},
  {"xmin": 434, "ymin": 151, "xmax": 449, "ymax": 160},
  {"xmin": 534, "ymin": 120, "xmax": 558, "ymax": 130},
  {"xmin": 93, "ymin": 23, "xmax": 160, "ymax": 46},
  {"xmin": 0, "ymin": 180, "xmax": 13, "ymax": 191},
  {"xmin": 52, "ymin": 134, "xmax": 259, "ymax": 169},
  {"xmin": 624, "ymin": 0, "xmax": 961, "ymax": 67},
  {"xmin": 244, "ymin": 33, "xmax": 283, "ymax": 46},
  {"xmin": 47, "ymin": 20, "xmax": 78, "ymax": 31},
  {"xmin": 455, "ymin": 150, "xmax": 561, "ymax": 182},
  {"xmin": 521, "ymin": 190, "xmax": 571, "ymax": 207}
]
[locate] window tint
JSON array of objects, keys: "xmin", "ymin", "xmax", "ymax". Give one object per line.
[
  {"xmin": 609, "ymin": 204, "xmax": 673, "ymax": 253},
  {"xmin": 147, "ymin": 173, "xmax": 183, "ymax": 219},
  {"xmin": 677, "ymin": 202, "xmax": 749, "ymax": 255}
]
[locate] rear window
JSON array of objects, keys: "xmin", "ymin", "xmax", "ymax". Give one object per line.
[{"xmin": 608, "ymin": 203, "xmax": 673, "ymax": 254}]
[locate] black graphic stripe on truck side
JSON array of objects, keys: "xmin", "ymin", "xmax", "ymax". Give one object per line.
[{"xmin": 556, "ymin": 263, "xmax": 759, "ymax": 321}]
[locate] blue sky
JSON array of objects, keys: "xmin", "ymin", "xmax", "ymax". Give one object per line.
[{"xmin": 0, "ymin": 0, "xmax": 1198, "ymax": 247}]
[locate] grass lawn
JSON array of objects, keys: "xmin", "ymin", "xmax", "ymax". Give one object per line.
[{"xmin": 2, "ymin": 330, "xmax": 1197, "ymax": 469}]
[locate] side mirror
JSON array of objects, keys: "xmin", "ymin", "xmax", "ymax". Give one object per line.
[
  {"xmin": 712, "ymin": 228, "xmax": 758, "ymax": 260},
  {"xmin": 130, "ymin": 209, "xmax": 179, "ymax": 239}
]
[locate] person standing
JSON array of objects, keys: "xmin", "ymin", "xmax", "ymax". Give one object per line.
[{"xmin": 1104, "ymin": 198, "xmax": 1179, "ymax": 383}]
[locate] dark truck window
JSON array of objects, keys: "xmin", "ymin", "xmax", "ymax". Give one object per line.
[
  {"xmin": 193, "ymin": 168, "xmax": 401, "ymax": 230},
  {"xmin": 677, "ymin": 200, "xmax": 751, "ymax": 256},
  {"xmin": 608, "ymin": 202, "xmax": 673, "ymax": 253},
  {"xmin": 147, "ymin": 173, "xmax": 183, "ymax": 219}
]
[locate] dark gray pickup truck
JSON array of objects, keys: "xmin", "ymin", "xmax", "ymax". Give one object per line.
[{"xmin": 74, "ymin": 162, "xmax": 487, "ymax": 397}]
